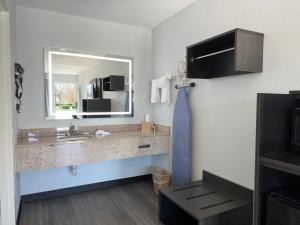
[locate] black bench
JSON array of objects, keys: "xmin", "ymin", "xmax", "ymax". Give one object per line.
[{"xmin": 159, "ymin": 171, "xmax": 253, "ymax": 225}]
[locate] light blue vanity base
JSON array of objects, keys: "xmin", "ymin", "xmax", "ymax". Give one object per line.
[{"xmin": 20, "ymin": 156, "xmax": 167, "ymax": 195}]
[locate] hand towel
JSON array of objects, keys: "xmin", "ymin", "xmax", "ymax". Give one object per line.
[
  {"xmin": 159, "ymin": 75, "xmax": 171, "ymax": 103},
  {"xmin": 151, "ymin": 74, "xmax": 171, "ymax": 104},
  {"xmin": 151, "ymin": 80, "xmax": 160, "ymax": 103}
]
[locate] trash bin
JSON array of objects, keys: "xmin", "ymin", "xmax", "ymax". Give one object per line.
[{"xmin": 152, "ymin": 168, "xmax": 171, "ymax": 194}]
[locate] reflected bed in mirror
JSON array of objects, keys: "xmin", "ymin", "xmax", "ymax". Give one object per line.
[{"xmin": 44, "ymin": 48, "xmax": 134, "ymax": 120}]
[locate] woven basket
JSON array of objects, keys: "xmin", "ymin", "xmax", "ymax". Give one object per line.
[{"xmin": 152, "ymin": 169, "xmax": 170, "ymax": 194}]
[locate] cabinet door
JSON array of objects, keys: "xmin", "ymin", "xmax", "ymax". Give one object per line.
[
  {"xmin": 153, "ymin": 136, "xmax": 170, "ymax": 154},
  {"xmin": 120, "ymin": 137, "xmax": 155, "ymax": 157}
]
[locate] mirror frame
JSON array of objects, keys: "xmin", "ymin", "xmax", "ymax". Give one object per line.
[{"xmin": 44, "ymin": 47, "xmax": 133, "ymax": 120}]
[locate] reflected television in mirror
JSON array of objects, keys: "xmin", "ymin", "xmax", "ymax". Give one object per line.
[{"xmin": 44, "ymin": 48, "xmax": 134, "ymax": 120}]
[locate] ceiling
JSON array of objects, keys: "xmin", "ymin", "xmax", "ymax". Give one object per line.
[
  {"xmin": 16, "ymin": 0, "xmax": 195, "ymax": 28},
  {"xmin": 51, "ymin": 55, "xmax": 100, "ymax": 75},
  {"xmin": 50, "ymin": 54, "xmax": 128, "ymax": 75}
]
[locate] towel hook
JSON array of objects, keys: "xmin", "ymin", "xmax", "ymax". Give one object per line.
[
  {"xmin": 173, "ymin": 75, "xmax": 195, "ymax": 89},
  {"xmin": 175, "ymin": 82, "xmax": 196, "ymax": 89}
]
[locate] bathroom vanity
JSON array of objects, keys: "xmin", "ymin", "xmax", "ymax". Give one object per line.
[{"xmin": 16, "ymin": 124, "xmax": 170, "ymax": 172}]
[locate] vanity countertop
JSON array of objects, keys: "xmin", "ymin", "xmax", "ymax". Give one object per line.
[
  {"xmin": 16, "ymin": 130, "xmax": 169, "ymax": 148},
  {"xmin": 16, "ymin": 124, "xmax": 170, "ymax": 172}
]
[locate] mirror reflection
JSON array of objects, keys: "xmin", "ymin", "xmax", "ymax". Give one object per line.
[{"xmin": 44, "ymin": 48, "xmax": 133, "ymax": 120}]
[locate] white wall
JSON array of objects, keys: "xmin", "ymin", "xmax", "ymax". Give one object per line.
[
  {"xmin": 152, "ymin": 0, "xmax": 300, "ymax": 189},
  {"xmin": 4, "ymin": 0, "xmax": 21, "ymax": 219},
  {"xmin": 16, "ymin": 6, "xmax": 152, "ymax": 128},
  {"xmin": 16, "ymin": 6, "xmax": 154, "ymax": 194},
  {"xmin": 1, "ymin": 0, "xmax": 18, "ymax": 223}
]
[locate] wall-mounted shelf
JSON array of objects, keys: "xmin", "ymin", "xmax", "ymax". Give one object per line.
[
  {"xmin": 187, "ymin": 28, "xmax": 264, "ymax": 79},
  {"xmin": 260, "ymin": 154, "xmax": 300, "ymax": 177},
  {"xmin": 103, "ymin": 75, "xmax": 125, "ymax": 91}
]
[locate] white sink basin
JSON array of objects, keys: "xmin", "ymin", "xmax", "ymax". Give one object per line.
[{"xmin": 57, "ymin": 136, "xmax": 89, "ymax": 142}]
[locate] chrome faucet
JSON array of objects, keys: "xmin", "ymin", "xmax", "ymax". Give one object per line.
[{"xmin": 68, "ymin": 124, "xmax": 79, "ymax": 136}]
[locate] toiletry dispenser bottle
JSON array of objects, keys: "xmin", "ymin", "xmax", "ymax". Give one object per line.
[{"xmin": 141, "ymin": 113, "xmax": 152, "ymax": 135}]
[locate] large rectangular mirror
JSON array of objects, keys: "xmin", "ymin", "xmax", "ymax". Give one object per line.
[{"xmin": 44, "ymin": 48, "xmax": 134, "ymax": 120}]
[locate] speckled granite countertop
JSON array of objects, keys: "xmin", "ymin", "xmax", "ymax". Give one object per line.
[
  {"xmin": 17, "ymin": 130, "xmax": 169, "ymax": 147},
  {"xmin": 16, "ymin": 124, "xmax": 170, "ymax": 172}
]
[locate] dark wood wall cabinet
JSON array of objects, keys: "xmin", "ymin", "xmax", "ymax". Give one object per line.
[
  {"xmin": 159, "ymin": 171, "xmax": 253, "ymax": 225},
  {"xmin": 255, "ymin": 91, "xmax": 300, "ymax": 225},
  {"xmin": 103, "ymin": 75, "xmax": 125, "ymax": 91},
  {"xmin": 187, "ymin": 28, "xmax": 264, "ymax": 79}
]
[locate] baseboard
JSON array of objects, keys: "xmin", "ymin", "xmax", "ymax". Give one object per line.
[
  {"xmin": 21, "ymin": 174, "xmax": 152, "ymax": 203},
  {"xmin": 17, "ymin": 201, "xmax": 22, "ymax": 225}
]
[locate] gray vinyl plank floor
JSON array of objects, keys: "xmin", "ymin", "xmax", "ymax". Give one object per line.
[{"xmin": 20, "ymin": 181, "xmax": 162, "ymax": 225}]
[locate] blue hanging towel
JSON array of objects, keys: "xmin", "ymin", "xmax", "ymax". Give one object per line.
[{"xmin": 172, "ymin": 87, "xmax": 192, "ymax": 186}]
